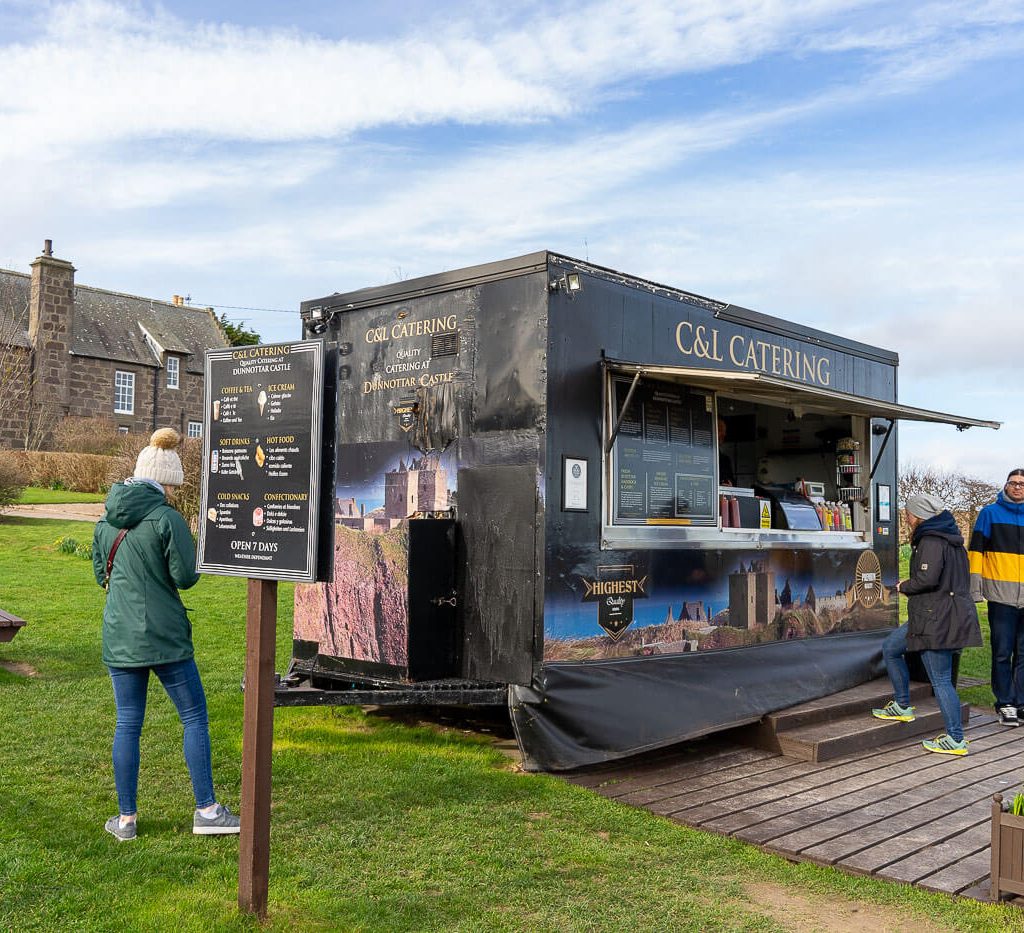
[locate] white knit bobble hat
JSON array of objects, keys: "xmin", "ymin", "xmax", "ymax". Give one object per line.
[{"xmin": 134, "ymin": 428, "xmax": 184, "ymax": 486}]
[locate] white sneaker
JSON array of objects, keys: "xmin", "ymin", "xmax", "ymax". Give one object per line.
[{"xmin": 998, "ymin": 705, "xmax": 1019, "ymax": 727}]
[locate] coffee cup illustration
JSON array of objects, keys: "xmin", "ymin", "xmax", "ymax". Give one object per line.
[
  {"xmin": 212, "ymin": 400, "xmax": 221, "ymax": 420},
  {"xmin": 258, "ymin": 390, "xmax": 267, "ymax": 415}
]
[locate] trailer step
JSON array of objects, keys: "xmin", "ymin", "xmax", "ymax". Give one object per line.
[
  {"xmin": 738, "ymin": 676, "xmax": 971, "ymax": 762},
  {"xmin": 775, "ymin": 699, "xmax": 970, "ymax": 762},
  {"xmin": 274, "ymin": 673, "xmax": 507, "ymax": 708}
]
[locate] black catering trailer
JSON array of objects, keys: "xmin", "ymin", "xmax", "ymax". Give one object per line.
[{"xmin": 282, "ymin": 252, "xmax": 998, "ymax": 771}]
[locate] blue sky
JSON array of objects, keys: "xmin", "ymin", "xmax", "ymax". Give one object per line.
[{"xmin": 1, "ymin": 0, "xmax": 1022, "ymax": 482}]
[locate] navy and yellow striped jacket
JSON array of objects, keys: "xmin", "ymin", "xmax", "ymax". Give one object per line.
[{"xmin": 969, "ymin": 492, "xmax": 1024, "ymax": 608}]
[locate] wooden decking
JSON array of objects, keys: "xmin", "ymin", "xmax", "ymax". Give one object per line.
[{"xmin": 566, "ymin": 707, "xmax": 1024, "ymax": 901}]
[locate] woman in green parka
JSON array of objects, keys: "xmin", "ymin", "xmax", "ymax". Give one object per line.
[{"xmin": 92, "ymin": 428, "xmax": 239, "ymax": 841}]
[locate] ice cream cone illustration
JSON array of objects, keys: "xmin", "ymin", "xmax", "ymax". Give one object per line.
[
  {"xmin": 258, "ymin": 390, "xmax": 267, "ymax": 415},
  {"xmin": 255, "ymin": 444, "xmax": 266, "ymax": 468}
]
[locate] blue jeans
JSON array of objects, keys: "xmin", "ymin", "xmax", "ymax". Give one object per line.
[
  {"xmin": 989, "ymin": 602, "xmax": 1024, "ymax": 709},
  {"xmin": 881, "ymin": 624, "xmax": 963, "ymax": 742},
  {"xmin": 108, "ymin": 658, "xmax": 216, "ymax": 815}
]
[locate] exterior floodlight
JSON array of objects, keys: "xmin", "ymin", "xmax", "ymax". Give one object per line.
[
  {"xmin": 549, "ymin": 272, "xmax": 584, "ymax": 299},
  {"xmin": 307, "ymin": 304, "xmax": 335, "ymax": 335}
]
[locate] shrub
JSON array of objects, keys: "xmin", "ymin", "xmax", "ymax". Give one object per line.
[
  {"xmin": 52, "ymin": 417, "xmax": 125, "ymax": 456},
  {"xmin": 0, "ymin": 449, "xmax": 30, "ymax": 511},
  {"xmin": 108, "ymin": 431, "xmax": 201, "ymax": 531},
  {"xmin": 12, "ymin": 450, "xmax": 113, "ymax": 493}
]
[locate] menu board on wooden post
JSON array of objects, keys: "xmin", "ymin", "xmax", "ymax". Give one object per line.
[
  {"xmin": 610, "ymin": 375, "xmax": 717, "ymax": 526},
  {"xmin": 197, "ymin": 339, "xmax": 329, "ymax": 583}
]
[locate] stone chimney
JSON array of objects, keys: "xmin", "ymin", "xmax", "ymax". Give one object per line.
[{"xmin": 29, "ymin": 239, "xmax": 76, "ymax": 411}]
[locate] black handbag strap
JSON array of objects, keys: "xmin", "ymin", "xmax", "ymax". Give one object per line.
[{"xmin": 104, "ymin": 529, "xmax": 129, "ymax": 589}]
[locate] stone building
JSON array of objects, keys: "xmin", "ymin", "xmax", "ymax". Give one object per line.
[
  {"xmin": 337, "ymin": 456, "xmax": 450, "ymax": 534},
  {"xmin": 384, "ymin": 456, "xmax": 448, "ymax": 519},
  {"xmin": 728, "ymin": 559, "xmax": 777, "ymax": 630},
  {"xmin": 0, "ymin": 240, "xmax": 229, "ymax": 448}
]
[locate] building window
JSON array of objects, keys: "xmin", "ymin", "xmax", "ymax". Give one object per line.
[
  {"xmin": 117, "ymin": 426, "xmax": 129, "ymax": 435},
  {"xmin": 114, "ymin": 371, "xmax": 135, "ymax": 414},
  {"xmin": 187, "ymin": 421, "xmax": 202, "ymax": 438},
  {"xmin": 167, "ymin": 356, "xmax": 180, "ymax": 389}
]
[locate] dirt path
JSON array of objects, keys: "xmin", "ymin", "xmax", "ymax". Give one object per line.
[
  {"xmin": 744, "ymin": 882, "xmax": 950, "ymax": 933},
  {"xmin": 2, "ymin": 503, "xmax": 104, "ymax": 522}
]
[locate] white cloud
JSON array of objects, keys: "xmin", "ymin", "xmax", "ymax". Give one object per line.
[{"xmin": 3, "ymin": 0, "xmax": 1021, "ymax": 160}]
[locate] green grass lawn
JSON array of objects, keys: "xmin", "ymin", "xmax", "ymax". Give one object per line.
[
  {"xmin": 16, "ymin": 486, "xmax": 107, "ymax": 505},
  {"xmin": 0, "ymin": 519, "xmax": 1019, "ymax": 931}
]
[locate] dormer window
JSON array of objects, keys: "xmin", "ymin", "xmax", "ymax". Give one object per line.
[{"xmin": 167, "ymin": 355, "xmax": 180, "ymax": 389}]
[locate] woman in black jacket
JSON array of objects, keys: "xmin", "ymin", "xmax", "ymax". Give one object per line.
[{"xmin": 872, "ymin": 493, "xmax": 982, "ymax": 755}]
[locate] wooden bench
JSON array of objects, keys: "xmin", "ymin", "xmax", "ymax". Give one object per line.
[{"xmin": 0, "ymin": 608, "xmax": 26, "ymax": 643}]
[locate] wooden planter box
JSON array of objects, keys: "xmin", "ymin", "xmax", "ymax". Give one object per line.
[{"xmin": 992, "ymin": 794, "xmax": 1024, "ymax": 900}]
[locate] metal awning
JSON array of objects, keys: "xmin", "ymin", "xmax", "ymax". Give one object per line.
[{"xmin": 603, "ymin": 360, "xmax": 1001, "ymax": 431}]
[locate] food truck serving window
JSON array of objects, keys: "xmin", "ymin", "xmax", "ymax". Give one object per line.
[
  {"xmin": 603, "ymin": 369, "xmax": 873, "ymax": 550},
  {"xmin": 601, "ymin": 360, "xmax": 998, "ymax": 550},
  {"xmin": 610, "ymin": 377, "xmax": 718, "ymax": 526}
]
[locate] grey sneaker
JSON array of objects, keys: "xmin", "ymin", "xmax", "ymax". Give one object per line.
[
  {"xmin": 193, "ymin": 803, "xmax": 241, "ymax": 835},
  {"xmin": 105, "ymin": 815, "xmax": 137, "ymax": 841},
  {"xmin": 871, "ymin": 699, "xmax": 916, "ymax": 722}
]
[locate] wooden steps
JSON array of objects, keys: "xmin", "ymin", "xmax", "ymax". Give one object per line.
[{"xmin": 741, "ymin": 677, "xmax": 970, "ymax": 762}]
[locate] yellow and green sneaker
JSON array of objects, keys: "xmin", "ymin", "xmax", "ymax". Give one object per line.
[
  {"xmin": 871, "ymin": 700, "xmax": 916, "ymax": 722},
  {"xmin": 922, "ymin": 734, "xmax": 969, "ymax": 756}
]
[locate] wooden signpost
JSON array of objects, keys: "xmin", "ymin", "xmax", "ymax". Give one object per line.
[
  {"xmin": 238, "ymin": 578, "xmax": 277, "ymax": 915},
  {"xmin": 197, "ymin": 340, "xmax": 334, "ymax": 918}
]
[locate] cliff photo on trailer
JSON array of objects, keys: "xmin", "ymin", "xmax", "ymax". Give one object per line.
[{"xmin": 294, "ymin": 449, "xmax": 454, "ymax": 672}]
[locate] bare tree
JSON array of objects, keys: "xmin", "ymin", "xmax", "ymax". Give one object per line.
[
  {"xmin": 0, "ymin": 281, "xmax": 33, "ymax": 447},
  {"xmin": 0, "ymin": 275, "xmax": 65, "ymax": 450},
  {"xmin": 898, "ymin": 462, "xmax": 1000, "ymax": 542},
  {"xmin": 959, "ymin": 474, "xmax": 1001, "ymax": 534}
]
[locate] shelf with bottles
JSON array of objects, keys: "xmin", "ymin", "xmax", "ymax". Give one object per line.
[{"xmin": 814, "ymin": 499, "xmax": 854, "ymax": 532}]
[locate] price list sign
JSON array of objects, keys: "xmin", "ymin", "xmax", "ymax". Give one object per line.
[
  {"xmin": 611, "ymin": 376, "xmax": 717, "ymax": 526},
  {"xmin": 197, "ymin": 340, "xmax": 327, "ymax": 582}
]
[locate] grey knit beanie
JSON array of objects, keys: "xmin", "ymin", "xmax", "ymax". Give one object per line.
[
  {"xmin": 133, "ymin": 428, "xmax": 184, "ymax": 486},
  {"xmin": 905, "ymin": 492, "xmax": 946, "ymax": 520}
]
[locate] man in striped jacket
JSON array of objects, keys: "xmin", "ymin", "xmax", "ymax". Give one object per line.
[{"xmin": 969, "ymin": 468, "xmax": 1024, "ymax": 727}]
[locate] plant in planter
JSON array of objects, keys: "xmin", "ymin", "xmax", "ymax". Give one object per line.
[{"xmin": 991, "ymin": 792, "xmax": 1024, "ymax": 899}]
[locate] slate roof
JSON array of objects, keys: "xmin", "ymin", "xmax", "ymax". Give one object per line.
[
  {"xmin": 0, "ymin": 268, "xmax": 227, "ymax": 372},
  {"xmin": 0, "ymin": 270, "xmax": 32, "ymax": 348}
]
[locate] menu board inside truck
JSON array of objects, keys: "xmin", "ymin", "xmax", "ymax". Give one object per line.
[{"xmin": 610, "ymin": 376, "xmax": 717, "ymax": 526}]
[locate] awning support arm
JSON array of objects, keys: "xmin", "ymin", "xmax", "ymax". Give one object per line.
[
  {"xmin": 606, "ymin": 370, "xmax": 642, "ymax": 454},
  {"xmin": 869, "ymin": 419, "xmax": 895, "ymax": 481}
]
